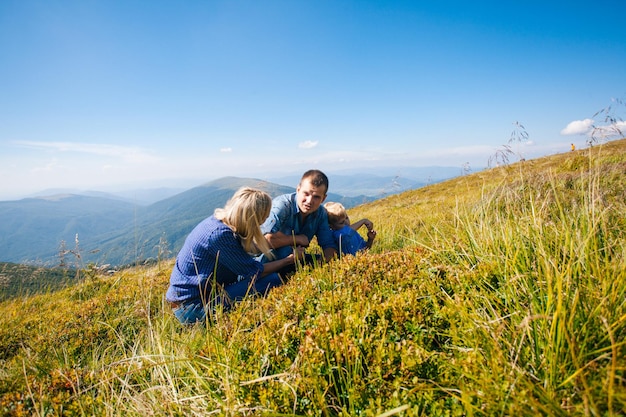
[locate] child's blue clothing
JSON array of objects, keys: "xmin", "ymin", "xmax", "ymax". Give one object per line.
[{"xmin": 332, "ymin": 225, "xmax": 367, "ymax": 256}]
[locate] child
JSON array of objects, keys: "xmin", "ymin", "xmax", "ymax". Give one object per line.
[{"xmin": 324, "ymin": 202, "xmax": 376, "ymax": 257}]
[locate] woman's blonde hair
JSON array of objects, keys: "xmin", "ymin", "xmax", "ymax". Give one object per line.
[{"xmin": 214, "ymin": 187, "xmax": 274, "ymax": 259}]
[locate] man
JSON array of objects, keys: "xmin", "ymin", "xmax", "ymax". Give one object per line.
[{"xmin": 261, "ymin": 169, "xmax": 338, "ymax": 267}]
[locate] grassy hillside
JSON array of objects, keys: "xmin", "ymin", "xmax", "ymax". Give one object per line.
[
  {"xmin": 0, "ymin": 139, "xmax": 624, "ymax": 416},
  {"xmin": 0, "ymin": 263, "xmax": 75, "ymax": 302}
]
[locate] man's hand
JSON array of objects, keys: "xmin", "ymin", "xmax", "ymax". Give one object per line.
[
  {"xmin": 293, "ymin": 246, "xmax": 306, "ymax": 261},
  {"xmin": 293, "ymin": 235, "xmax": 310, "ymax": 247}
]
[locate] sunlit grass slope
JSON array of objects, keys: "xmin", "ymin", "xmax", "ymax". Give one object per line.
[{"xmin": 1, "ymin": 139, "xmax": 625, "ymax": 416}]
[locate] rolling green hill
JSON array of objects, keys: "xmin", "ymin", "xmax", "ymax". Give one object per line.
[
  {"xmin": 86, "ymin": 177, "xmax": 296, "ymax": 267},
  {"xmin": 0, "ymin": 139, "xmax": 624, "ymax": 415},
  {"xmin": 0, "ymin": 194, "xmax": 137, "ymax": 265},
  {"xmin": 88, "ymin": 176, "xmax": 372, "ymax": 267},
  {"xmin": 0, "ymin": 262, "xmax": 74, "ymax": 302},
  {"xmin": 0, "ymin": 177, "xmax": 374, "ymax": 268}
]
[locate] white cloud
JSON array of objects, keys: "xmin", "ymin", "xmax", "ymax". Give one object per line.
[
  {"xmin": 560, "ymin": 119, "xmax": 594, "ymax": 136},
  {"xmin": 31, "ymin": 158, "xmax": 61, "ymax": 174},
  {"xmin": 220, "ymin": 147, "xmax": 233, "ymax": 153},
  {"xmin": 13, "ymin": 140, "xmax": 160, "ymax": 163},
  {"xmin": 298, "ymin": 140, "xmax": 319, "ymax": 149}
]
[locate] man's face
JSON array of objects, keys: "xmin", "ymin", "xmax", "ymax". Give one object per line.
[{"xmin": 296, "ymin": 178, "xmax": 327, "ymax": 217}]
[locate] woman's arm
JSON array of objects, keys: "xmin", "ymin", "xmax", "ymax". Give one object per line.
[{"xmin": 264, "ymin": 231, "xmax": 310, "ymax": 250}]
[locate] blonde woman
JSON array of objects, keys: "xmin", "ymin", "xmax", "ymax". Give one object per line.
[{"xmin": 166, "ymin": 187, "xmax": 303, "ymax": 324}]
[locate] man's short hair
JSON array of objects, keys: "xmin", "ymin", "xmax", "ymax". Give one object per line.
[{"xmin": 300, "ymin": 169, "xmax": 329, "ymax": 192}]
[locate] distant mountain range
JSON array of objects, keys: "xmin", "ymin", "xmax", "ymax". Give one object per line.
[
  {"xmin": 267, "ymin": 166, "xmax": 464, "ymax": 197},
  {"xmin": 19, "ymin": 166, "xmax": 463, "ymax": 203},
  {"xmin": 25, "ymin": 187, "xmax": 187, "ymax": 206},
  {"xmin": 0, "ymin": 176, "xmax": 400, "ymax": 267},
  {"xmin": 1, "ymin": 168, "xmax": 463, "ymax": 267}
]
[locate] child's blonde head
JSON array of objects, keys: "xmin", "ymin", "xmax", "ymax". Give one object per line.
[{"xmin": 324, "ymin": 201, "xmax": 347, "ymax": 229}]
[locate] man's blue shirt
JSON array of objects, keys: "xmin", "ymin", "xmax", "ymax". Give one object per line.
[{"xmin": 261, "ymin": 192, "xmax": 337, "ymax": 259}]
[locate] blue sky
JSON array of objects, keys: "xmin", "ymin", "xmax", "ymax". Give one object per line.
[{"xmin": 1, "ymin": 1, "xmax": 625, "ymax": 200}]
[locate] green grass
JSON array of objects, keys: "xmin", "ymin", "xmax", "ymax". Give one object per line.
[
  {"xmin": 1, "ymin": 139, "xmax": 625, "ymax": 416},
  {"xmin": 0, "ymin": 263, "xmax": 76, "ymax": 302}
]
